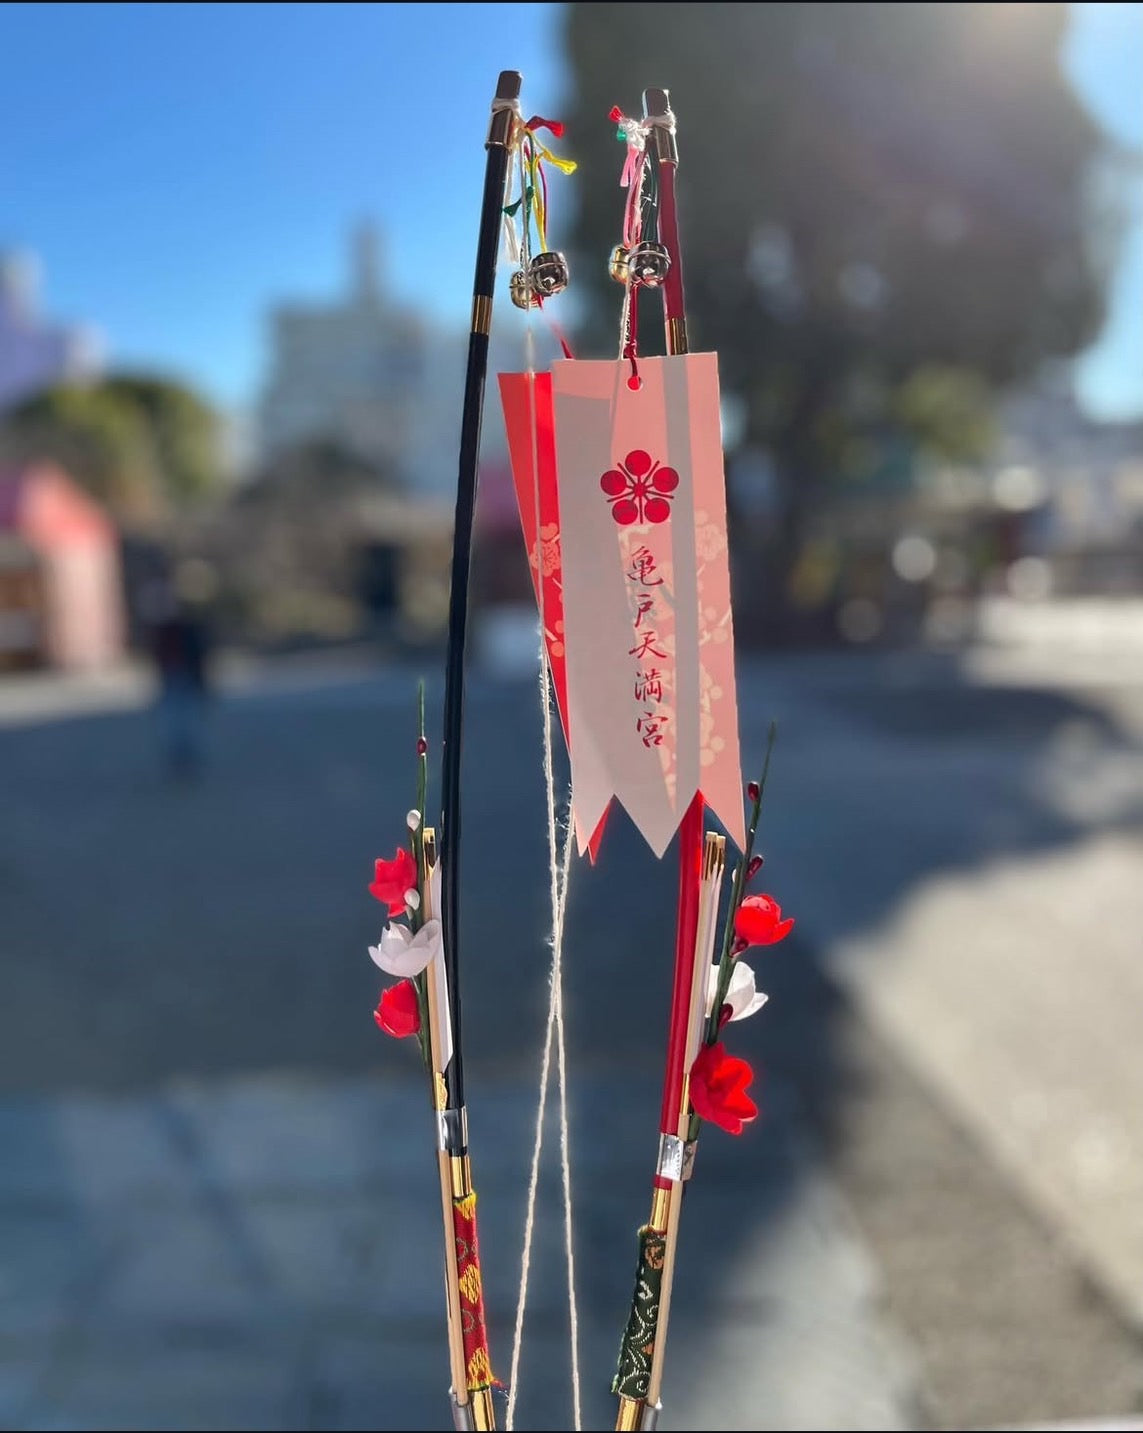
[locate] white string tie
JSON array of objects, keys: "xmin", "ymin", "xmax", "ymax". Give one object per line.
[{"xmin": 505, "ymin": 140, "xmax": 582, "ymax": 1431}]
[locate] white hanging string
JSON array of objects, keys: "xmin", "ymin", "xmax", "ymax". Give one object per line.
[
  {"xmin": 505, "ymin": 811, "xmax": 575, "ymax": 1429},
  {"xmin": 505, "ymin": 140, "xmax": 583, "ymax": 1431},
  {"xmin": 552, "ymin": 847, "xmax": 581, "ymax": 1429}
]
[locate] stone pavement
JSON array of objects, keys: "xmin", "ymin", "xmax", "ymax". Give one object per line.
[
  {"xmin": 3, "ymin": 637, "xmax": 1143, "ymax": 1429},
  {"xmin": 738, "ymin": 650, "xmax": 1143, "ymax": 1335},
  {"xmin": 0, "ymin": 1069, "xmax": 915, "ymax": 1431},
  {"xmin": 828, "ymin": 831, "xmax": 1143, "ymax": 1328}
]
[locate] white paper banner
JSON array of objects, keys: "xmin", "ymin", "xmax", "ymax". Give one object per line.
[{"xmin": 552, "ymin": 354, "xmax": 744, "ymax": 857}]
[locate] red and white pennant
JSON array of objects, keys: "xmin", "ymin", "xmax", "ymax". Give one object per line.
[{"xmin": 500, "ymin": 353, "xmax": 744, "ymax": 858}]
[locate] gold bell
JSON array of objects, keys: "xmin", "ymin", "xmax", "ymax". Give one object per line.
[
  {"xmin": 629, "ymin": 240, "xmax": 671, "ymax": 288},
  {"xmin": 609, "ymin": 244, "xmax": 631, "ymax": 285},
  {"xmin": 527, "ymin": 250, "xmax": 570, "ymax": 298},
  {"xmin": 509, "ymin": 269, "xmax": 537, "ymax": 310}
]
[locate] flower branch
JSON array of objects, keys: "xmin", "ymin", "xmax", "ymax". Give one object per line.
[
  {"xmin": 368, "ymin": 682, "xmax": 434, "ymax": 1072},
  {"xmin": 704, "ymin": 720, "xmax": 778, "ymax": 1048},
  {"xmin": 687, "ymin": 720, "xmax": 799, "ymax": 1139}
]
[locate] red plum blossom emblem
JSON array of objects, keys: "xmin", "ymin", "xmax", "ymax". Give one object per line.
[{"xmin": 600, "ymin": 449, "xmax": 679, "ymax": 526}]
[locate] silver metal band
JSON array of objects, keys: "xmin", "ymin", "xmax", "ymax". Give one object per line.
[
  {"xmin": 437, "ymin": 1107, "xmax": 469, "ymax": 1154},
  {"xmin": 450, "ymin": 1389, "xmax": 474, "ymax": 1430},
  {"xmin": 641, "ymin": 1400, "xmax": 662, "ymax": 1430},
  {"xmin": 657, "ymin": 1133, "xmax": 685, "ymax": 1183}
]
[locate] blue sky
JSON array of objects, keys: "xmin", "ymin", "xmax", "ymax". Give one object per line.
[
  {"xmin": 1063, "ymin": 2, "xmax": 1143, "ymax": 420},
  {"xmin": 2, "ymin": 1, "xmax": 1140, "ymax": 421}
]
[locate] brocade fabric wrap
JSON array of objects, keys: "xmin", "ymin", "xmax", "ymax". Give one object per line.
[
  {"xmin": 611, "ymin": 1225, "xmax": 667, "ymax": 1399},
  {"xmin": 453, "ymin": 1191, "xmax": 496, "ymax": 1392}
]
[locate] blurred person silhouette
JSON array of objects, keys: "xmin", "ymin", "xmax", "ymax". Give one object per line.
[{"xmin": 141, "ymin": 562, "xmax": 216, "ymax": 780}]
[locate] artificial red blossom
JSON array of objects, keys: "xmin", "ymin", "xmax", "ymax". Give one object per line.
[
  {"xmin": 689, "ymin": 1041, "xmax": 758, "ymax": 1135},
  {"xmin": 374, "ymin": 980, "xmax": 420, "ymax": 1038},
  {"xmin": 734, "ymin": 893, "xmax": 794, "ymax": 948},
  {"xmin": 369, "ymin": 848, "xmax": 418, "ymax": 916}
]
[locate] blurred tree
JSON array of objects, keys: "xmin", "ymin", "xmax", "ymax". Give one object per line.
[
  {"xmin": 0, "ymin": 384, "xmax": 159, "ymax": 523},
  {"xmin": 240, "ymin": 436, "xmax": 399, "ymax": 501},
  {"xmin": 0, "ymin": 373, "xmax": 220, "ymax": 525},
  {"xmin": 102, "ymin": 375, "xmax": 220, "ymax": 505},
  {"xmin": 200, "ymin": 439, "xmax": 409, "ymax": 646},
  {"xmin": 563, "ymin": 2, "xmax": 1113, "ymax": 639}
]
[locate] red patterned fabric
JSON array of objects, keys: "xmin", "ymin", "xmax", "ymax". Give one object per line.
[{"xmin": 452, "ymin": 1192, "xmax": 496, "ymax": 1392}]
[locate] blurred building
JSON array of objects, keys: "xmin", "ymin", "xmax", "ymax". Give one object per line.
[
  {"xmin": 256, "ymin": 224, "xmax": 530, "ymax": 500},
  {"xmin": 0, "ymin": 252, "xmax": 102, "ymax": 413},
  {"xmin": 258, "ymin": 225, "xmax": 431, "ymax": 483},
  {"xmin": 987, "ymin": 375, "xmax": 1143, "ymax": 590},
  {"xmin": 0, "ymin": 462, "xmax": 125, "ymax": 670},
  {"xmin": 190, "ymin": 446, "xmax": 454, "ymax": 652}
]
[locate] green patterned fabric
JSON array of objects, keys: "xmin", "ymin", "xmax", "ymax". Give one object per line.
[{"xmin": 611, "ymin": 1225, "xmax": 667, "ymax": 1399}]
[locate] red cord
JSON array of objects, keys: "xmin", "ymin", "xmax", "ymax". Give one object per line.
[
  {"xmin": 654, "ymin": 154, "xmax": 703, "ymax": 1173},
  {"xmin": 656, "ymin": 793, "xmax": 704, "ymax": 1164},
  {"xmin": 624, "ymin": 281, "xmax": 641, "ymax": 389},
  {"xmin": 658, "ymin": 161, "xmax": 687, "ymax": 327}
]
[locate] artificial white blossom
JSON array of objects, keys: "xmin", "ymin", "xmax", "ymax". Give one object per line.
[
  {"xmin": 405, "ymin": 888, "xmax": 421, "ymax": 912},
  {"xmin": 705, "ymin": 959, "xmax": 768, "ymax": 1022},
  {"xmin": 369, "ymin": 918, "xmax": 442, "ymax": 978},
  {"xmin": 406, "ymin": 809, "xmax": 422, "ymax": 831}
]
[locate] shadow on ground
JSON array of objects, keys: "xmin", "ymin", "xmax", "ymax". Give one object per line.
[{"xmin": 2, "ymin": 648, "xmax": 1141, "ymax": 1428}]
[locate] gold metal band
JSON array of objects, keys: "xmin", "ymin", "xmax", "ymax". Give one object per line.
[
  {"xmin": 449, "ymin": 1153, "xmax": 472, "ymax": 1198},
  {"xmin": 615, "ymin": 1395, "xmax": 643, "ymax": 1431},
  {"xmin": 666, "ymin": 316, "xmax": 689, "ymax": 355},
  {"xmin": 677, "ymin": 1074, "xmax": 693, "ymax": 1129},
  {"xmin": 470, "ymin": 1386, "xmax": 496, "ymax": 1430},
  {"xmin": 472, "ymin": 294, "xmax": 492, "ymax": 336},
  {"xmin": 649, "ymin": 1184, "xmax": 672, "ymax": 1233}
]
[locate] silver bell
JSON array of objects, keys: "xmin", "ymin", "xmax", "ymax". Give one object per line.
[
  {"xmin": 527, "ymin": 250, "xmax": 570, "ymax": 298},
  {"xmin": 509, "ymin": 269, "xmax": 537, "ymax": 310},
  {"xmin": 609, "ymin": 244, "xmax": 631, "ymax": 285},
  {"xmin": 628, "ymin": 240, "xmax": 671, "ymax": 287}
]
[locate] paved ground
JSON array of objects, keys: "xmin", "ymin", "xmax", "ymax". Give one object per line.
[
  {"xmin": 1, "ymin": 639, "xmax": 1142, "ymax": 1429},
  {"xmin": 0, "ymin": 1069, "xmax": 914, "ymax": 1432}
]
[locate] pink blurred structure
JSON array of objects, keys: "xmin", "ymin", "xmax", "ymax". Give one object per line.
[{"xmin": 0, "ymin": 462, "xmax": 125, "ymax": 671}]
